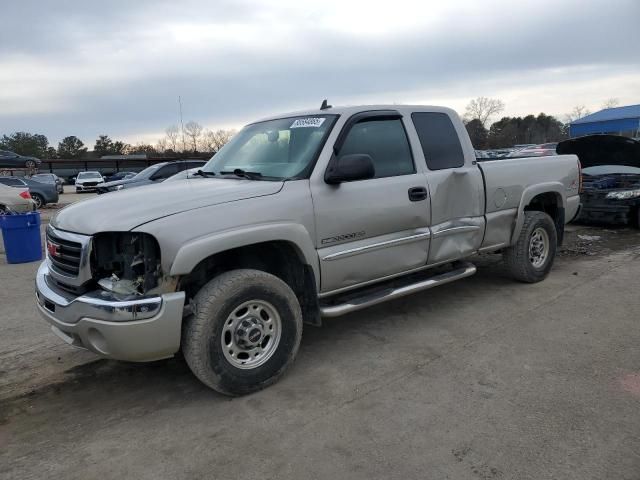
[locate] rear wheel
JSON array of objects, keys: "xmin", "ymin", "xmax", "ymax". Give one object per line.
[
  {"xmin": 182, "ymin": 269, "xmax": 303, "ymax": 396},
  {"xmin": 25, "ymin": 159, "xmax": 36, "ymax": 170},
  {"xmin": 31, "ymin": 193, "xmax": 44, "ymax": 209},
  {"xmin": 503, "ymin": 211, "xmax": 557, "ymax": 283}
]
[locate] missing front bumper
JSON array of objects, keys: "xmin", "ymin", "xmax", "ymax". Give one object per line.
[{"xmin": 35, "ymin": 262, "xmax": 185, "ymax": 361}]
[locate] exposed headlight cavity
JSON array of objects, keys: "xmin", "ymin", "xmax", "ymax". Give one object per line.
[{"xmin": 92, "ymin": 232, "xmax": 161, "ymax": 295}]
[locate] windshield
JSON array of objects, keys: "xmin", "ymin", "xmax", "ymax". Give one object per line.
[
  {"xmin": 202, "ymin": 115, "xmax": 337, "ymax": 179},
  {"xmin": 133, "ymin": 164, "xmax": 163, "ymax": 179},
  {"xmin": 78, "ymin": 172, "xmax": 101, "ymax": 179}
]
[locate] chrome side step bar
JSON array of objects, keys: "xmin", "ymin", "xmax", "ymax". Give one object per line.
[{"xmin": 319, "ymin": 262, "xmax": 477, "ymax": 318}]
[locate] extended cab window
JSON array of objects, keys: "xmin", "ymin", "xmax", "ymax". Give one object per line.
[
  {"xmin": 338, "ymin": 119, "xmax": 414, "ymax": 178},
  {"xmin": 411, "ymin": 112, "xmax": 465, "ymax": 170}
]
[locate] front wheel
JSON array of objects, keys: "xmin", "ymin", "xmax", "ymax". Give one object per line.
[
  {"xmin": 503, "ymin": 211, "xmax": 557, "ymax": 283},
  {"xmin": 25, "ymin": 159, "xmax": 36, "ymax": 170},
  {"xmin": 182, "ymin": 269, "xmax": 303, "ymax": 396}
]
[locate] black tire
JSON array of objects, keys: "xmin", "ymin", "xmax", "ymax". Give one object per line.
[
  {"xmin": 31, "ymin": 193, "xmax": 44, "ymax": 209},
  {"xmin": 25, "ymin": 159, "xmax": 36, "ymax": 169},
  {"xmin": 182, "ymin": 269, "xmax": 303, "ymax": 396},
  {"xmin": 503, "ymin": 211, "xmax": 557, "ymax": 283}
]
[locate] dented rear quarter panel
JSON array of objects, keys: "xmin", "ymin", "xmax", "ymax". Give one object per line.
[{"xmin": 479, "ymin": 155, "xmax": 581, "ymax": 244}]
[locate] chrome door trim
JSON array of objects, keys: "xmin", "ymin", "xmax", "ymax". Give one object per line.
[
  {"xmin": 321, "ymin": 230, "xmax": 431, "ymax": 262},
  {"xmin": 431, "ymin": 225, "xmax": 480, "ymax": 239}
]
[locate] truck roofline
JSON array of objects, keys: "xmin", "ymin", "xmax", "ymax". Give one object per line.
[{"xmin": 251, "ymin": 104, "xmax": 459, "ymax": 125}]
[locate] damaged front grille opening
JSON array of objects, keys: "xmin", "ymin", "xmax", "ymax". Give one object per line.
[{"xmin": 91, "ymin": 232, "xmax": 161, "ymax": 296}]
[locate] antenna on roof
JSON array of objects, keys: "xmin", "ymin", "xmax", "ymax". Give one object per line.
[{"xmin": 320, "ymin": 99, "xmax": 332, "ymax": 110}]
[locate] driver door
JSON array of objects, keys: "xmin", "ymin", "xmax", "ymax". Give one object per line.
[{"xmin": 311, "ymin": 112, "xmax": 431, "ymax": 294}]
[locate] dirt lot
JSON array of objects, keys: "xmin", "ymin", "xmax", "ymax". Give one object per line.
[{"xmin": 1, "ymin": 198, "xmax": 639, "ymax": 479}]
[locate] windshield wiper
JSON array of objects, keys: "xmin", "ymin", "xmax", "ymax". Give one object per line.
[
  {"xmin": 220, "ymin": 169, "xmax": 263, "ymax": 180},
  {"xmin": 192, "ymin": 170, "xmax": 216, "ymax": 177}
]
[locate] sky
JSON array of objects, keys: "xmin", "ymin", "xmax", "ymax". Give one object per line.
[{"xmin": 1, "ymin": 0, "xmax": 639, "ymax": 147}]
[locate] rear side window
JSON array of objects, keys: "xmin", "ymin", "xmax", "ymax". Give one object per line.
[
  {"xmin": 0, "ymin": 178, "xmax": 25, "ymax": 186},
  {"xmin": 411, "ymin": 113, "xmax": 465, "ymax": 170},
  {"xmin": 338, "ymin": 119, "xmax": 414, "ymax": 178}
]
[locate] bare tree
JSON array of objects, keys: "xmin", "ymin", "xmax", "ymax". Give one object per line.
[
  {"xmin": 156, "ymin": 138, "xmax": 167, "ymax": 153},
  {"xmin": 602, "ymin": 98, "xmax": 620, "ymax": 109},
  {"xmin": 464, "ymin": 96, "xmax": 505, "ymax": 128},
  {"xmin": 213, "ymin": 129, "xmax": 236, "ymax": 152},
  {"xmin": 564, "ymin": 105, "xmax": 591, "ymax": 123},
  {"xmin": 199, "ymin": 129, "xmax": 216, "ymax": 152},
  {"xmin": 165, "ymin": 125, "xmax": 180, "ymax": 151},
  {"xmin": 199, "ymin": 128, "xmax": 236, "ymax": 153},
  {"xmin": 183, "ymin": 121, "xmax": 203, "ymax": 152}
]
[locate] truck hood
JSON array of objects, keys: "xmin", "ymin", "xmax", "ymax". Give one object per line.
[{"xmin": 53, "ymin": 178, "xmax": 284, "ymax": 235}]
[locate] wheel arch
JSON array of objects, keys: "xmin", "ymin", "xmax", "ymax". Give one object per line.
[
  {"xmin": 172, "ymin": 226, "xmax": 321, "ymax": 326},
  {"xmin": 511, "ymin": 183, "xmax": 566, "ymax": 245}
]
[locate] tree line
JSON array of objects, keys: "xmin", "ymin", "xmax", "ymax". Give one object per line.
[
  {"xmin": 0, "ymin": 121, "xmax": 236, "ymax": 159},
  {"xmin": 462, "ymin": 96, "xmax": 621, "ymax": 149},
  {"xmin": 1, "ymin": 97, "xmax": 621, "ymax": 157}
]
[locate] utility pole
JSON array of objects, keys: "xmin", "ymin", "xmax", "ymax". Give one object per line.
[{"xmin": 178, "ymin": 96, "xmax": 186, "ymax": 153}]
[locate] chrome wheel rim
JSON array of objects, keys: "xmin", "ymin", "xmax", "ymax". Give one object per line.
[
  {"xmin": 221, "ymin": 299, "xmax": 282, "ymax": 369},
  {"xmin": 529, "ymin": 227, "xmax": 549, "ymax": 268},
  {"xmin": 33, "ymin": 195, "xmax": 42, "ymax": 209}
]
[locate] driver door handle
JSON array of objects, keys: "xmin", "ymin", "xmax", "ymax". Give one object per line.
[{"xmin": 408, "ymin": 186, "xmax": 428, "ymax": 202}]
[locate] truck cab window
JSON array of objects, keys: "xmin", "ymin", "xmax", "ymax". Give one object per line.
[
  {"xmin": 338, "ymin": 119, "xmax": 414, "ymax": 178},
  {"xmin": 411, "ymin": 112, "xmax": 465, "ymax": 170}
]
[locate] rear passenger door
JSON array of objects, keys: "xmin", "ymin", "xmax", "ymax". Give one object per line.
[
  {"xmin": 311, "ymin": 112, "xmax": 431, "ymax": 294},
  {"xmin": 410, "ymin": 112, "xmax": 485, "ymax": 265}
]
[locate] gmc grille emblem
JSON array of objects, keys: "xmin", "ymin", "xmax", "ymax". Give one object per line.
[{"xmin": 47, "ymin": 241, "xmax": 60, "ymax": 257}]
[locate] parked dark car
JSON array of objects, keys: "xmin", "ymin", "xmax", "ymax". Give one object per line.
[
  {"xmin": 558, "ymin": 135, "xmax": 640, "ymax": 226},
  {"xmin": 31, "ymin": 173, "xmax": 64, "ymax": 194},
  {"xmin": 104, "ymin": 171, "xmax": 137, "ymax": 183},
  {"xmin": 0, "ymin": 176, "xmax": 59, "ymax": 208},
  {"xmin": 97, "ymin": 160, "xmax": 207, "ymax": 194},
  {"xmin": 0, "ymin": 150, "xmax": 42, "ymax": 169}
]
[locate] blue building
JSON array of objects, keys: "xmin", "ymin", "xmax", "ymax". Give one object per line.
[{"xmin": 570, "ymin": 104, "xmax": 640, "ymax": 138}]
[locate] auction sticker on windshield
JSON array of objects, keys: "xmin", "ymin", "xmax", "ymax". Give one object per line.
[{"xmin": 290, "ymin": 118, "xmax": 326, "ymax": 128}]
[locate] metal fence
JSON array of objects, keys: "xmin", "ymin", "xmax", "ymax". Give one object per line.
[{"xmin": 1, "ymin": 155, "xmax": 211, "ymax": 180}]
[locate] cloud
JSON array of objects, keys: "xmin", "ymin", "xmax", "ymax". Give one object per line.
[{"xmin": 0, "ymin": 0, "xmax": 638, "ymax": 146}]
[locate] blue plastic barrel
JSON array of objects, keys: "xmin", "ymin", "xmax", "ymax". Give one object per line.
[{"xmin": 0, "ymin": 212, "xmax": 43, "ymax": 263}]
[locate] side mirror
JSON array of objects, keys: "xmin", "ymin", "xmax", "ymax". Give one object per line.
[{"xmin": 325, "ymin": 154, "xmax": 375, "ymax": 184}]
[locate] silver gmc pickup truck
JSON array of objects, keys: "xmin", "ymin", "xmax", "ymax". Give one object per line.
[{"xmin": 36, "ymin": 105, "xmax": 581, "ymax": 395}]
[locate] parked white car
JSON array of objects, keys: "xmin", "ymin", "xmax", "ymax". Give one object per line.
[
  {"xmin": 75, "ymin": 171, "xmax": 105, "ymax": 192},
  {"xmin": 0, "ymin": 182, "xmax": 35, "ymax": 213}
]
